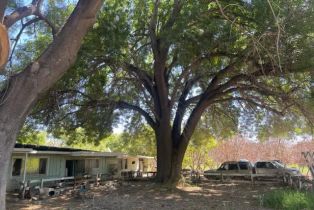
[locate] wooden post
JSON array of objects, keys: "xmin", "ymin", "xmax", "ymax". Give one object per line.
[
  {"xmin": 41, "ymin": 178, "xmax": 44, "ymax": 189},
  {"xmin": 22, "ymin": 153, "xmax": 28, "ymax": 184},
  {"xmin": 250, "ymin": 173, "xmax": 254, "ymax": 186},
  {"xmin": 288, "ymin": 175, "xmax": 293, "ymax": 187},
  {"xmin": 298, "ymin": 177, "xmax": 302, "ymax": 190}
]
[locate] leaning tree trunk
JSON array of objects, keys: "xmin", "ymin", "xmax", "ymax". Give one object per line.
[
  {"xmin": 0, "ymin": 1, "xmax": 102, "ymax": 208},
  {"xmin": 0, "ymin": 116, "xmax": 20, "ymax": 209}
]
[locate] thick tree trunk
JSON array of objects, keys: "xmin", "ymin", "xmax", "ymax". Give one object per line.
[
  {"xmin": 0, "ymin": 1, "xmax": 102, "ymax": 209},
  {"xmin": 155, "ymin": 125, "xmax": 173, "ymax": 183},
  {"xmin": 0, "ymin": 109, "xmax": 25, "ymax": 208},
  {"xmin": 155, "ymin": 126, "xmax": 187, "ymax": 185},
  {"xmin": 155, "ymin": 104, "xmax": 206, "ymax": 185},
  {"xmin": 156, "ymin": 144, "xmax": 186, "ymax": 185}
]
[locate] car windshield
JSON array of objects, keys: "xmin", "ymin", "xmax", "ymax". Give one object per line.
[
  {"xmin": 273, "ymin": 161, "xmax": 285, "ymax": 168},
  {"xmin": 218, "ymin": 164, "xmax": 227, "ymax": 170}
]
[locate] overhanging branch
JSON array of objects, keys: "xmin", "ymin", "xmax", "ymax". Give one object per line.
[
  {"xmin": 4, "ymin": 0, "xmax": 40, "ymax": 28},
  {"xmin": 0, "ymin": 0, "xmax": 8, "ymax": 22},
  {"xmin": 116, "ymin": 101, "xmax": 157, "ymax": 130}
]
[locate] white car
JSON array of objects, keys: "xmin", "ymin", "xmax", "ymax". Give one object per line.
[{"xmin": 254, "ymin": 160, "xmax": 301, "ymax": 177}]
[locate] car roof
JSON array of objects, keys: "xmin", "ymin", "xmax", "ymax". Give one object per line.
[
  {"xmin": 222, "ymin": 161, "xmax": 238, "ymax": 164},
  {"xmin": 239, "ymin": 159, "xmax": 250, "ymax": 162},
  {"xmin": 222, "ymin": 160, "xmax": 251, "ymax": 164}
]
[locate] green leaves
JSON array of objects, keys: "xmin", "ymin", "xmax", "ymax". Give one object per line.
[
  {"xmin": 106, "ymin": 126, "xmax": 156, "ymax": 156},
  {"xmin": 183, "ymin": 127, "xmax": 217, "ymax": 170},
  {"xmin": 17, "ymin": 126, "xmax": 47, "ymax": 145},
  {"xmin": 22, "ymin": 0, "xmax": 314, "ymax": 147}
]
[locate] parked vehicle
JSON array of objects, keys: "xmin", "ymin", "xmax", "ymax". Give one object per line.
[
  {"xmin": 204, "ymin": 160, "xmax": 253, "ymax": 180},
  {"xmin": 181, "ymin": 168, "xmax": 191, "ymax": 177},
  {"xmin": 254, "ymin": 160, "xmax": 301, "ymax": 178}
]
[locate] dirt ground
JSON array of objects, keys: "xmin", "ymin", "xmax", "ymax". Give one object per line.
[{"xmin": 7, "ymin": 179, "xmax": 279, "ymax": 210}]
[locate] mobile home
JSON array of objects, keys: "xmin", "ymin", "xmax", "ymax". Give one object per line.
[
  {"xmin": 8, "ymin": 144, "xmax": 121, "ymax": 191},
  {"xmin": 7, "ymin": 144, "xmax": 156, "ymax": 191}
]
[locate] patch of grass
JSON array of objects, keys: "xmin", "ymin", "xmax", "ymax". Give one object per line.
[{"xmin": 262, "ymin": 189, "xmax": 314, "ymax": 210}]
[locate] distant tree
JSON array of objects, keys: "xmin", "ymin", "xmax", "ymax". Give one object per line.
[
  {"xmin": 209, "ymin": 136, "xmax": 314, "ymax": 165},
  {"xmin": 17, "ymin": 126, "xmax": 47, "ymax": 145},
  {"xmin": 183, "ymin": 128, "xmax": 217, "ymax": 171},
  {"xmin": 65, "ymin": 126, "xmax": 156, "ymax": 156},
  {"xmin": 106, "ymin": 126, "xmax": 156, "ymax": 156},
  {"xmin": 257, "ymin": 114, "xmax": 313, "ymax": 141}
]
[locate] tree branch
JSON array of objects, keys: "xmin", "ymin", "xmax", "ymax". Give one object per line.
[
  {"xmin": 0, "ymin": 0, "xmax": 103, "ymax": 117},
  {"xmin": 3, "ymin": 0, "xmax": 40, "ymax": 28},
  {"xmin": 214, "ymin": 96, "xmax": 287, "ymax": 116},
  {"xmin": 8, "ymin": 18, "xmax": 40, "ymax": 65},
  {"xmin": 3, "ymin": 0, "xmax": 57, "ymax": 37},
  {"xmin": 148, "ymin": 0, "xmax": 160, "ymax": 57},
  {"xmin": 36, "ymin": 11, "xmax": 57, "ymax": 37},
  {"xmin": 124, "ymin": 63, "xmax": 155, "ymax": 96},
  {"xmin": 172, "ymin": 76, "xmax": 201, "ymax": 142},
  {"xmin": 116, "ymin": 101, "xmax": 157, "ymax": 130},
  {"xmin": 162, "ymin": 0, "xmax": 182, "ymax": 31},
  {"xmin": 0, "ymin": 0, "xmax": 8, "ymax": 22}
]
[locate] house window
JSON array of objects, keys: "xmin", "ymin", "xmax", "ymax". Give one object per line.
[
  {"xmin": 12, "ymin": 158, "xmax": 22, "ymax": 176},
  {"xmin": 26, "ymin": 157, "xmax": 47, "ymax": 175},
  {"xmin": 39, "ymin": 158, "xmax": 48, "ymax": 174},
  {"xmin": 85, "ymin": 159, "xmax": 100, "ymax": 173}
]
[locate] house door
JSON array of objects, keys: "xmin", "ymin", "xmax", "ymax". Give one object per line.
[{"xmin": 65, "ymin": 160, "xmax": 74, "ymax": 177}]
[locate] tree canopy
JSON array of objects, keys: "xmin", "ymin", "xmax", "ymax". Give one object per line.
[
  {"xmin": 17, "ymin": 0, "xmax": 314, "ymax": 183},
  {"xmin": 29, "ymin": 0, "xmax": 314, "ymax": 143}
]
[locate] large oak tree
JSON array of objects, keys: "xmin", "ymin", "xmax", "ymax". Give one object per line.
[
  {"xmin": 32, "ymin": 0, "xmax": 313, "ymax": 184},
  {"xmin": 0, "ymin": 0, "xmax": 102, "ymax": 208}
]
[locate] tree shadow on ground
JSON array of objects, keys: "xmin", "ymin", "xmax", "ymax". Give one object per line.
[{"xmin": 7, "ymin": 180, "xmax": 279, "ymax": 210}]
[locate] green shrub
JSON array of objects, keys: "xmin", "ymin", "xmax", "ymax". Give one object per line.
[{"xmin": 262, "ymin": 189, "xmax": 314, "ymax": 210}]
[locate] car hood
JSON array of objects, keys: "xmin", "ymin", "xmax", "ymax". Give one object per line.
[{"xmin": 285, "ymin": 167, "xmax": 301, "ymax": 175}]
